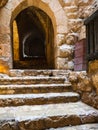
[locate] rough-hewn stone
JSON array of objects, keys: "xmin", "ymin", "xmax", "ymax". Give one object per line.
[
  {"xmin": 57, "ymin": 44, "xmax": 74, "ymax": 58},
  {"xmin": 0, "ymin": 1, "xmax": 98, "ymax": 130},
  {"xmin": 88, "ymin": 60, "xmax": 98, "ymax": 74},
  {"xmin": 69, "ymin": 71, "xmax": 98, "ymax": 109},
  {"xmin": 0, "ymin": 76, "xmax": 65, "ymax": 85},
  {"xmin": 0, "ymin": 102, "xmax": 97, "ymax": 130},
  {"xmin": 0, "ymin": 92, "xmax": 80, "ymax": 107},
  {"xmin": 49, "ymin": 123, "xmax": 98, "ymax": 130},
  {"xmin": 0, "ymin": 0, "xmax": 8, "ymax": 8},
  {"xmin": 92, "ymin": 73, "xmax": 98, "ymax": 94},
  {"xmin": 0, "ymin": 84, "xmax": 72, "ymax": 94}
]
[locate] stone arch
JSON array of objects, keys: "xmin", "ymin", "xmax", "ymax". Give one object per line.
[
  {"xmin": 10, "ymin": 0, "xmax": 68, "ymax": 33},
  {"xmin": 9, "ymin": 0, "xmax": 68, "ymax": 69},
  {"xmin": 10, "ymin": 0, "xmax": 56, "ymax": 33}
]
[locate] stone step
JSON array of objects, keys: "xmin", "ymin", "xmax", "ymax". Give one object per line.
[
  {"xmin": 0, "ymin": 84, "xmax": 72, "ymax": 94},
  {"xmin": 0, "ymin": 92, "xmax": 80, "ymax": 107},
  {"xmin": 0, "ymin": 76, "xmax": 65, "ymax": 85},
  {"xmin": 48, "ymin": 123, "xmax": 98, "ymax": 130},
  {"xmin": 0, "ymin": 102, "xmax": 98, "ymax": 130},
  {"xmin": 9, "ymin": 69, "xmax": 69, "ymax": 77}
]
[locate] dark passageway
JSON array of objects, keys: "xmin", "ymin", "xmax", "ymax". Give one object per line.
[{"xmin": 12, "ymin": 7, "xmax": 54, "ymax": 69}]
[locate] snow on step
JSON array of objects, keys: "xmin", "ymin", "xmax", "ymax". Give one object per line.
[
  {"xmin": 0, "ymin": 102, "xmax": 98, "ymax": 129},
  {"xmin": 0, "ymin": 76, "xmax": 65, "ymax": 85},
  {"xmin": 0, "ymin": 92, "xmax": 80, "ymax": 106},
  {"xmin": 9, "ymin": 69, "xmax": 69, "ymax": 77},
  {"xmin": 48, "ymin": 123, "xmax": 98, "ymax": 130},
  {"xmin": 0, "ymin": 84, "xmax": 72, "ymax": 94}
]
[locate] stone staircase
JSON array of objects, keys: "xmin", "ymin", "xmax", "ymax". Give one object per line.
[{"xmin": 0, "ymin": 69, "xmax": 98, "ymax": 130}]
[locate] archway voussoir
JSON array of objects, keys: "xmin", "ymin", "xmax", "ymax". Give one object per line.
[{"xmin": 2, "ymin": 0, "xmax": 69, "ymax": 69}]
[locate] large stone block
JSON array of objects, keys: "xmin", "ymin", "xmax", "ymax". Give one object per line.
[
  {"xmin": 92, "ymin": 73, "xmax": 98, "ymax": 94},
  {"xmin": 69, "ymin": 71, "xmax": 92, "ymax": 92},
  {"xmin": 64, "ymin": 6, "xmax": 78, "ymax": 13},
  {"xmin": 76, "ymin": 0, "xmax": 90, "ymax": 6},
  {"xmin": 0, "ymin": 0, "xmax": 8, "ymax": 8},
  {"xmin": 0, "ymin": 44, "xmax": 10, "ymax": 57},
  {"xmin": 65, "ymin": 34, "xmax": 77, "ymax": 45},
  {"xmin": 56, "ymin": 57, "xmax": 68, "ymax": 69},
  {"xmin": 62, "ymin": 0, "xmax": 72, "ymax": 6},
  {"xmin": 88, "ymin": 60, "xmax": 98, "ymax": 74},
  {"xmin": 57, "ymin": 44, "xmax": 74, "ymax": 58},
  {"xmin": 0, "ymin": 59, "xmax": 9, "ymax": 75},
  {"xmin": 68, "ymin": 60, "xmax": 74, "ymax": 70},
  {"xmin": 55, "ymin": 57, "xmax": 74, "ymax": 70},
  {"xmin": 67, "ymin": 12, "xmax": 78, "ymax": 19},
  {"xmin": 56, "ymin": 34, "xmax": 66, "ymax": 46}
]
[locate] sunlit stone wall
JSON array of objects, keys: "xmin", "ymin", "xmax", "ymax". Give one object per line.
[{"xmin": 0, "ymin": 0, "xmax": 97, "ymax": 70}]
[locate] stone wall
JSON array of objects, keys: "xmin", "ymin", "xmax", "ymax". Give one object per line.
[
  {"xmin": 60, "ymin": 0, "xmax": 98, "ymax": 69},
  {"xmin": 69, "ymin": 71, "xmax": 98, "ymax": 109},
  {"xmin": 57, "ymin": 0, "xmax": 96, "ymax": 69},
  {"xmin": 0, "ymin": 0, "xmax": 68, "ymax": 69},
  {"xmin": 67, "ymin": 0, "xmax": 98, "ymax": 109},
  {"xmin": 0, "ymin": 0, "xmax": 97, "ymax": 70}
]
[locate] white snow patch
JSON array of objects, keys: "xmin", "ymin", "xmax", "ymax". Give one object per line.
[{"xmin": 60, "ymin": 44, "xmax": 74, "ymax": 51}]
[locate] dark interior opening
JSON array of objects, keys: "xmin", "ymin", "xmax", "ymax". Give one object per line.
[{"xmin": 12, "ymin": 6, "xmax": 54, "ymax": 69}]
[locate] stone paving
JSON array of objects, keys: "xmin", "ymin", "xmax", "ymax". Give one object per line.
[
  {"xmin": 0, "ymin": 102, "xmax": 98, "ymax": 130},
  {"xmin": 0, "ymin": 102, "xmax": 98, "ymax": 122},
  {"xmin": 0, "ymin": 92, "xmax": 80, "ymax": 106}
]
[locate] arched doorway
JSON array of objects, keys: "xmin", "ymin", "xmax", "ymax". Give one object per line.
[{"xmin": 12, "ymin": 6, "xmax": 54, "ymax": 69}]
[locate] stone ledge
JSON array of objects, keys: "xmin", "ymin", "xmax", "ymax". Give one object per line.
[
  {"xmin": 0, "ymin": 76, "xmax": 65, "ymax": 85},
  {"xmin": 0, "ymin": 102, "xmax": 97, "ymax": 129},
  {"xmin": 0, "ymin": 92, "xmax": 80, "ymax": 106},
  {"xmin": 48, "ymin": 123, "xmax": 98, "ymax": 130},
  {"xmin": 0, "ymin": 84, "xmax": 72, "ymax": 94}
]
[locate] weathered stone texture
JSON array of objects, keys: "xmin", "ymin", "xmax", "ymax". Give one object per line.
[
  {"xmin": 56, "ymin": 58, "xmax": 74, "ymax": 70},
  {"xmin": 89, "ymin": 60, "xmax": 98, "ymax": 74},
  {"xmin": 0, "ymin": 0, "xmax": 97, "ymax": 69},
  {"xmin": 92, "ymin": 73, "xmax": 98, "ymax": 94},
  {"xmin": 69, "ymin": 72, "xmax": 93, "ymax": 92},
  {"xmin": 88, "ymin": 60, "xmax": 98, "ymax": 95},
  {"xmin": 57, "ymin": 44, "xmax": 74, "ymax": 58},
  {"xmin": 69, "ymin": 71, "xmax": 98, "ymax": 109},
  {"xmin": 0, "ymin": 102, "xmax": 97, "ymax": 130},
  {"xmin": 0, "ymin": 0, "xmax": 8, "ymax": 8},
  {"xmin": 49, "ymin": 124, "xmax": 98, "ymax": 130}
]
